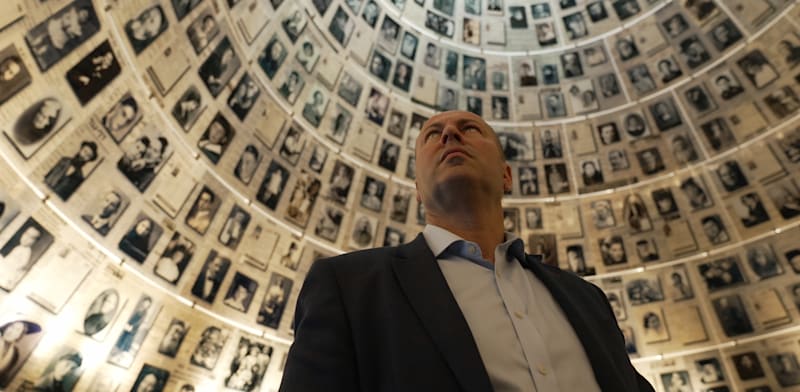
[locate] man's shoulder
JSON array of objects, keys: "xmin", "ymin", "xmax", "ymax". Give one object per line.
[{"xmin": 314, "ymin": 245, "xmax": 401, "ymax": 272}]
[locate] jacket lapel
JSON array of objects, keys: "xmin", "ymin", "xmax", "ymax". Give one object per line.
[
  {"xmin": 391, "ymin": 234, "xmax": 493, "ymax": 392},
  {"xmin": 524, "ymin": 255, "xmax": 626, "ymax": 391}
]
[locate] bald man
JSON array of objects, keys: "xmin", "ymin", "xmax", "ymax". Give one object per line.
[{"xmin": 280, "ymin": 111, "xmax": 653, "ymax": 392}]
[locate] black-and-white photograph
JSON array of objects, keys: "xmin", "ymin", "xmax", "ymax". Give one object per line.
[
  {"xmin": 701, "ymin": 214, "xmax": 730, "ymax": 244},
  {"xmin": 130, "ymin": 364, "xmax": 169, "ymax": 392},
  {"xmin": 172, "ymin": 0, "xmax": 202, "ymax": 20},
  {"xmin": 649, "ymin": 98, "xmax": 682, "ymax": 131},
  {"xmin": 680, "ymin": 176, "xmax": 713, "ymax": 210},
  {"xmin": 172, "ymin": 86, "xmax": 204, "ymax": 131},
  {"xmin": 684, "ymin": 83, "xmax": 717, "ymax": 114},
  {"xmin": 65, "ymin": 40, "xmax": 121, "ymax": 105},
  {"xmin": 24, "ymin": 0, "xmax": 101, "ymax": 71},
  {"xmin": 745, "ymin": 244, "xmax": 782, "ymax": 280},
  {"xmin": 627, "ymin": 64, "xmax": 656, "ymax": 95},
  {"xmin": 590, "ymin": 200, "xmax": 615, "ymax": 228},
  {"xmin": 616, "ymin": 36, "xmax": 639, "ymax": 61},
  {"xmin": 108, "ymin": 294, "xmax": 159, "ymax": 368},
  {"xmin": 636, "ymin": 147, "xmax": 665, "ymax": 175},
  {"xmin": 561, "ymin": 52, "xmax": 583, "ymax": 78},
  {"xmin": 700, "ymin": 117, "xmax": 736, "ymax": 152},
  {"xmin": 296, "ymin": 39, "xmax": 321, "ymax": 72},
  {"xmin": 698, "ymin": 256, "xmax": 746, "ymax": 291},
  {"xmin": 257, "ymin": 35, "xmax": 287, "ymax": 79},
  {"xmin": 282, "ymin": 7, "xmax": 308, "ymax": 42},
  {"xmin": 623, "ymin": 113, "xmax": 649, "ymax": 140},
  {"xmin": 154, "ymin": 232, "xmax": 194, "ymax": 285},
  {"xmin": 598, "ymin": 122, "xmax": 621, "ymax": 145},
  {"xmin": 362, "ymin": 1, "xmax": 379, "ymax": 26},
  {"xmin": 308, "ymin": 143, "xmax": 328, "ymax": 174},
  {"xmin": 535, "ymin": 22, "xmax": 557, "ymax": 46},
  {"xmin": 228, "ymin": 73, "xmax": 261, "ymax": 121},
  {"xmin": 219, "ymin": 205, "xmax": 251, "ymax": 250},
  {"xmin": 81, "ymin": 188, "xmax": 128, "ymax": 236},
  {"xmin": 185, "ymin": 186, "xmax": 221, "ymax": 235},
  {"xmin": 425, "ymin": 11, "xmax": 455, "ymax": 38},
  {"xmin": 599, "ymin": 235, "xmax": 627, "ymax": 266},
  {"xmin": 566, "ymin": 244, "xmax": 595, "ymax": 276},
  {"xmin": 157, "ymin": 318, "xmax": 188, "ymax": 358},
  {"xmin": 119, "ymin": 213, "xmax": 163, "ymax": 263},
  {"xmin": 708, "ymin": 18, "xmax": 742, "ymax": 51},
  {"xmin": 635, "ymin": 239, "xmax": 659, "ymax": 263},
  {"xmin": 81, "ymin": 288, "xmax": 123, "ymax": 338},
  {"xmin": 518, "ymin": 166, "xmax": 539, "ymax": 196},
  {"xmin": 0, "ymin": 45, "xmax": 32, "ymax": 104},
  {"xmin": 653, "ymin": 188, "xmax": 680, "ymax": 220},
  {"xmin": 285, "ymin": 172, "xmax": 321, "ymax": 228},
  {"xmin": 732, "ymin": 352, "xmax": 765, "ymax": 381},
  {"xmin": 737, "ymin": 50, "xmax": 778, "ymax": 89},
  {"xmin": 187, "ymin": 8, "xmax": 218, "ymax": 54},
  {"xmin": 764, "ymin": 85, "xmax": 800, "ymax": 119},
  {"xmin": 117, "ymin": 129, "xmax": 171, "ymax": 192},
  {"xmin": 378, "ymin": 139, "xmax": 400, "ymax": 172},
  {"xmin": 660, "ymin": 371, "xmax": 692, "ymax": 392},
  {"xmin": 581, "ymin": 159, "xmax": 604, "ymax": 187},
  {"xmin": 641, "ymin": 309, "xmax": 669, "ymax": 344},
  {"xmin": 279, "ymin": 126, "xmax": 306, "ymax": 165},
  {"xmin": 0, "ymin": 318, "xmax": 43, "ymax": 387},
  {"xmin": 733, "ymin": 192, "xmax": 771, "ymax": 228},
  {"xmin": 257, "ymin": 160, "xmax": 290, "ymax": 210},
  {"xmin": 257, "ymin": 272, "xmax": 293, "ymax": 329},
  {"xmin": 766, "ymin": 179, "xmax": 800, "ymax": 219},
  {"xmin": 30, "ymin": 347, "xmax": 84, "ymax": 390},
  {"xmin": 198, "ymin": 114, "xmax": 235, "ymax": 164},
  {"xmin": 315, "ymin": 204, "xmax": 344, "ymax": 242},
  {"xmin": 7, "ymin": 97, "xmax": 70, "ymax": 159},
  {"xmin": 360, "ymin": 176, "xmax": 386, "ymax": 211},
  {"xmin": 613, "ymin": 0, "xmax": 640, "ymax": 20},
  {"xmin": 679, "ymin": 35, "xmax": 711, "ymax": 69},
  {"xmin": 43, "ymin": 140, "xmax": 100, "ymax": 201},
  {"xmin": 125, "ymin": 5, "xmax": 168, "ymax": 54},
  {"xmin": 327, "ymin": 104, "xmax": 352, "ymax": 145},
  {"xmin": 224, "ymin": 337, "xmax": 273, "ymax": 391},
  {"xmin": 544, "ymin": 163, "xmax": 569, "ymax": 194},
  {"xmin": 662, "ymin": 13, "xmax": 689, "ymax": 38},
  {"xmin": 223, "ymin": 272, "xmax": 258, "ymax": 313},
  {"xmin": 767, "ymin": 352, "xmax": 800, "ymax": 387},
  {"xmin": 622, "ymin": 194, "xmax": 652, "ymax": 232},
  {"xmin": 626, "ymin": 277, "xmax": 664, "ymax": 305},
  {"xmin": 278, "ymin": 70, "xmax": 305, "ymax": 104},
  {"xmin": 529, "ymin": 233, "xmax": 557, "ymax": 267},
  {"xmin": 716, "ymin": 160, "xmax": 749, "ymax": 192},
  {"xmin": 233, "ymin": 144, "xmax": 262, "ymax": 185},
  {"xmin": 0, "ymin": 218, "xmax": 54, "ymax": 291},
  {"xmin": 563, "ymin": 12, "xmax": 587, "ymax": 40},
  {"xmin": 302, "ymin": 87, "xmax": 329, "ymax": 127},
  {"xmin": 198, "ymin": 37, "xmax": 241, "ymax": 97},
  {"xmin": 713, "ymin": 294, "xmax": 754, "ymax": 337},
  {"xmin": 191, "ymin": 251, "xmax": 232, "ymax": 304},
  {"xmin": 329, "ymin": 6, "xmax": 355, "ymax": 45},
  {"xmin": 190, "ymin": 325, "xmax": 229, "ymax": 370},
  {"xmin": 665, "ymin": 266, "xmax": 694, "ymax": 301},
  {"xmin": 378, "ymin": 16, "xmax": 401, "ymax": 53}
]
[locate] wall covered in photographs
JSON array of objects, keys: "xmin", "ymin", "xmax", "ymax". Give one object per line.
[{"xmin": 1, "ymin": 0, "xmax": 800, "ymax": 390}]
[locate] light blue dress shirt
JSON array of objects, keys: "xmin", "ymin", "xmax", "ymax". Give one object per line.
[{"xmin": 423, "ymin": 224, "xmax": 601, "ymax": 392}]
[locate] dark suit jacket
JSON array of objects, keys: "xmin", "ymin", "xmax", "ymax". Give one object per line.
[{"xmin": 280, "ymin": 234, "xmax": 654, "ymax": 392}]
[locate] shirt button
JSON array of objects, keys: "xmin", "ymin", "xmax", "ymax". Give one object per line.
[
  {"xmin": 537, "ymin": 365, "xmax": 548, "ymax": 375},
  {"xmin": 468, "ymin": 244, "xmax": 478, "ymax": 255},
  {"xmin": 514, "ymin": 311, "xmax": 524, "ymax": 319}
]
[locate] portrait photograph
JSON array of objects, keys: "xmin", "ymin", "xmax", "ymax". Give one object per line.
[
  {"xmin": 701, "ymin": 214, "xmax": 731, "ymax": 245},
  {"xmin": 0, "ymin": 188, "xmax": 20, "ymax": 235},
  {"xmin": 190, "ymin": 325, "xmax": 229, "ymax": 370},
  {"xmin": 171, "ymin": 85, "xmax": 205, "ymax": 131},
  {"xmin": 360, "ymin": 176, "xmax": 386, "ymax": 212},
  {"xmin": 0, "ymin": 318, "xmax": 43, "ymax": 388},
  {"xmin": 625, "ymin": 277, "xmax": 664, "ymax": 305},
  {"xmin": 187, "ymin": 8, "xmax": 219, "ymax": 54},
  {"xmin": 228, "ymin": 73, "xmax": 261, "ymax": 121},
  {"xmin": 108, "ymin": 294, "xmax": 160, "ymax": 368},
  {"xmin": 81, "ymin": 287, "xmax": 125, "ymax": 340},
  {"xmin": 366, "ymin": 88, "xmax": 390, "ymax": 125},
  {"xmin": 664, "ymin": 266, "xmax": 694, "ymax": 301},
  {"xmin": 257, "ymin": 160, "xmax": 290, "ymax": 210},
  {"xmin": 544, "ymin": 163, "xmax": 570, "ymax": 195},
  {"xmin": 652, "ymin": 188, "xmax": 680, "ymax": 220},
  {"xmin": 44, "ymin": 140, "xmax": 102, "ymax": 201},
  {"xmin": 767, "ymin": 352, "xmax": 800, "ymax": 387},
  {"xmin": 0, "ymin": 217, "xmax": 54, "ymax": 291},
  {"xmin": 224, "ymin": 336, "xmax": 273, "ymax": 391},
  {"xmin": 308, "ymin": 143, "xmax": 328, "ymax": 174},
  {"xmin": 679, "ymin": 35, "xmax": 711, "ymax": 69},
  {"xmin": 65, "ymin": 40, "xmax": 121, "ymax": 105},
  {"xmin": 119, "ymin": 213, "xmax": 163, "ymax": 263},
  {"xmin": 716, "ymin": 160, "xmax": 749, "ymax": 192},
  {"xmin": 278, "ymin": 70, "xmax": 306, "ymax": 104},
  {"xmin": 392, "ymin": 61, "xmax": 413, "ymax": 92},
  {"xmin": 117, "ymin": 127, "xmax": 172, "ymax": 192},
  {"xmin": 296, "ymin": 39, "xmax": 321, "ymax": 73},
  {"xmin": 641, "ymin": 309, "xmax": 670, "ymax": 344},
  {"xmin": 31, "ymin": 347, "xmax": 84, "ymax": 391},
  {"xmin": 337, "ymin": 72, "xmax": 363, "ymax": 107},
  {"xmin": 766, "ymin": 179, "xmax": 800, "ymax": 219},
  {"xmin": 732, "ymin": 192, "xmax": 771, "ymax": 228},
  {"xmin": 737, "ymin": 50, "xmax": 778, "ymax": 89},
  {"xmin": 378, "ymin": 16, "xmax": 401, "ymax": 54},
  {"xmin": 6, "ymin": 96, "xmax": 70, "ymax": 159},
  {"xmin": 698, "ymin": 256, "xmax": 747, "ymax": 292},
  {"xmin": 223, "ymin": 272, "xmax": 258, "ymax": 313},
  {"xmin": 157, "ymin": 318, "xmax": 188, "ymax": 358},
  {"xmin": 172, "ymin": 0, "xmax": 202, "ymax": 20},
  {"xmin": 732, "ymin": 352, "xmax": 765, "ymax": 380},
  {"xmin": 285, "ymin": 172, "xmax": 322, "ymax": 228},
  {"xmin": 81, "ymin": 188, "xmax": 129, "ymax": 236},
  {"xmin": 282, "ymin": 7, "xmax": 308, "ymax": 42},
  {"xmin": 660, "ymin": 371, "xmax": 692, "ymax": 392},
  {"xmin": 257, "ymin": 272, "xmax": 293, "ymax": 329},
  {"xmin": 315, "ymin": 204, "xmax": 344, "ymax": 242},
  {"xmin": 708, "ymin": 18, "xmax": 743, "ymax": 51},
  {"xmin": 24, "ymin": 0, "xmax": 101, "ymax": 71},
  {"xmin": 328, "ymin": 6, "xmax": 354, "ymax": 45},
  {"xmin": 257, "ymin": 35, "xmax": 287, "ymax": 79},
  {"xmin": 125, "ymin": 5, "xmax": 168, "ymax": 54},
  {"xmin": 328, "ymin": 160, "xmax": 354, "ymax": 205},
  {"xmin": 0, "ymin": 45, "xmax": 32, "ymax": 104},
  {"xmin": 302, "ymin": 86, "xmax": 329, "ymax": 128},
  {"xmin": 700, "ymin": 117, "xmax": 736, "ymax": 152},
  {"xmin": 198, "ymin": 114, "xmax": 235, "ymax": 164},
  {"xmin": 679, "ymin": 176, "xmax": 713, "ymax": 210},
  {"xmin": 154, "ymin": 232, "xmax": 194, "ymax": 285},
  {"xmin": 350, "ymin": 213, "xmax": 378, "ymax": 249},
  {"xmin": 234, "ymin": 144, "xmax": 263, "ymax": 185},
  {"xmin": 763, "ymin": 85, "xmax": 800, "ymax": 119},
  {"xmin": 599, "ymin": 235, "xmax": 627, "ymax": 266},
  {"xmin": 131, "ymin": 364, "xmax": 169, "ymax": 392},
  {"xmin": 713, "ymin": 294, "xmax": 754, "ymax": 337},
  {"xmin": 184, "ymin": 186, "xmax": 221, "ymax": 235},
  {"xmin": 100, "ymin": 93, "xmax": 142, "ymax": 143},
  {"xmin": 684, "ymin": 83, "xmax": 717, "ymax": 115},
  {"xmin": 590, "ymin": 199, "xmax": 615, "ymax": 228},
  {"xmin": 191, "ymin": 251, "xmax": 232, "ymax": 304},
  {"xmin": 627, "ymin": 64, "xmax": 656, "ymax": 96},
  {"xmin": 198, "ymin": 37, "xmax": 241, "ymax": 98}
]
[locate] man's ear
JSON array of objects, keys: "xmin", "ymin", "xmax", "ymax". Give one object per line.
[
  {"xmin": 415, "ymin": 181, "xmax": 422, "ymax": 203},
  {"xmin": 502, "ymin": 163, "xmax": 513, "ymax": 192}
]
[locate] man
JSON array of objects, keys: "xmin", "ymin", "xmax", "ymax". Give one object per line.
[
  {"xmin": 81, "ymin": 190, "xmax": 123, "ymax": 235},
  {"xmin": 280, "ymin": 111, "xmax": 653, "ymax": 391},
  {"xmin": 33, "ymin": 352, "xmax": 83, "ymax": 391}
]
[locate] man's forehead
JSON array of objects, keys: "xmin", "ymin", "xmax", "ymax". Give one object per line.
[{"xmin": 421, "ymin": 111, "xmax": 491, "ymax": 129}]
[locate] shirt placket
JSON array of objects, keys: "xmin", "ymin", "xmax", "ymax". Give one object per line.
[{"xmin": 494, "ymin": 250, "xmax": 561, "ymax": 392}]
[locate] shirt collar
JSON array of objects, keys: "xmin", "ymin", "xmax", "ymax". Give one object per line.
[{"xmin": 422, "ymin": 224, "xmax": 526, "ymax": 267}]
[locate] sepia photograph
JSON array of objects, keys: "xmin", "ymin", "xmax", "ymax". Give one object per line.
[
  {"xmin": 0, "ymin": 45, "xmax": 32, "ymax": 105},
  {"xmin": 7, "ymin": 97, "xmax": 70, "ymax": 159},
  {"xmin": 108, "ymin": 294, "xmax": 160, "ymax": 368},
  {"xmin": 257, "ymin": 272, "xmax": 293, "ymax": 329},
  {"xmin": 198, "ymin": 37, "xmax": 241, "ymax": 97},
  {"xmin": 0, "ymin": 218, "xmax": 54, "ymax": 291},
  {"xmin": 119, "ymin": 213, "xmax": 163, "ymax": 263},
  {"xmin": 25, "ymin": 0, "xmax": 101, "ymax": 71},
  {"xmin": 0, "ymin": 318, "xmax": 43, "ymax": 387},
  {"xmin": 124, "ymin": 5, "xmax": 168, "ymax": 54},
  {"xmin": 65, "ymin": 40, "xmax": 121, "ymax": 105}
]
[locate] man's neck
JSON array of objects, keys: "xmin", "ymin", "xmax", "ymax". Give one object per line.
[{"xmin": 425, "ymin": 208, "xmax": 505, "ymax": 263}]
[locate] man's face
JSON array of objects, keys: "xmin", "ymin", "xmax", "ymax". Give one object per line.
[
  {"xmin": 208, "ymin": 122, "xmax": 226, "ymax": 144},
  {"xmin": 33, "ymin": 99, "xmax": 61, "ymax": 130},
  {"xmin": 208, "ymin": 257, "xmax": 224, "ymax": 276},
  {"xmin": 20, "ymin": 227, "xmax": 41, "ymax": 247},
  {"xmin": 79, "ymin": 145, "xmax": 96, "ymax": 161},
  {"xmin": 703, "ymin": 220, "xmax": 720, "ymax": 238},
  {"xmin": 101, "ymin": 192, "xmax": 122, "ymax": 215},
  {"xmin": 414, "ymin": 111, "xmax": 510, "ymax": 207}
]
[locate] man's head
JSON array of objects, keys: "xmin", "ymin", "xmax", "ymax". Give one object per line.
[
  {"xmin": 52, "ymin": 352, "xmax": 82, "ymax": 381},
  {"xmin": 414, "ymin": 111, "xmax": 510, "ymax": 210}
]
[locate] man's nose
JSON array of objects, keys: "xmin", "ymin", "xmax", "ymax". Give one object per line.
[{"xmin": 440, "ymin": 124, "xmax": 463, "ymax": 144}]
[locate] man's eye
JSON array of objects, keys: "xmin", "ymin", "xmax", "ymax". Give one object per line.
[
  {"xmin": 425, "ymin": 131, "xmax": 441, "ymax": 142},
  {"xmin": 464, "ymin": 126, "xmax": 479, "ymax": 133}
]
